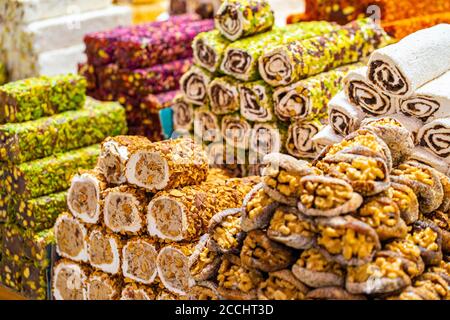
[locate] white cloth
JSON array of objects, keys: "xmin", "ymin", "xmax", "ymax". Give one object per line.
[{"xmin": 368, "ymin": 24, "xmax": 450, "ymax": 98}]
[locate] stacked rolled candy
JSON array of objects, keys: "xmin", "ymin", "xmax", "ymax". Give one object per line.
[
  {"xmin": 80, "ymin": 14, "xmax": 215, "ymax": 141},
  {"xmin": 0, "ymin": 74, "xmax": 128, "ymax": 299},
  {"xmin": 191, "ymin": 121, "xmax": 450, "ymax": 300},
  {"xmin": 173, "ymin": 0, "xmax": 392, "ymax": 173},
  {"xmin": 316, "ymin": 24, "xmax": 450, "ymax": 176},
  {"xmin": 53, "ymin": 135, "xmax": 261, "ymax": 299}
]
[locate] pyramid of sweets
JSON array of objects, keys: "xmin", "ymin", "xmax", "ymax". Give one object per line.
[
  {"xmin": 315, "ymin": 24, "xmax": 450, "ymax": 177},
  {"xmin": 80, "ymin": 14, "xmax": 214, "ymax": 141},
  {"xmin": 287, "ymin": 0, "xmax": 450, "ymax": 40},
  {"xmin": 52, "ymin": 135, "xmax": 260, "ymax": 300},
  {"xmin": 0, "ymin": 73, "xmax": 128, "ymax": 299},
  {"xmin": 0, "ymin": 0, "xmax": 132, "ymax": 81},
  {"xmin": 170, "ymin": 0, "xmax": 393, "ymax": 176}
]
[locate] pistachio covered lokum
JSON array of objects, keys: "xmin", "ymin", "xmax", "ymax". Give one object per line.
[{"xmin": 193, "ymin": 30, "xmax": 230, "ymax": 73}]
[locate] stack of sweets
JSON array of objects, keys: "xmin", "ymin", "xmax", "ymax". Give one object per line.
[
  {"xmin": 52, "ymin": 135, "xmax": 260, "ymax": 300},
  {"xmin": 287, "ymin": 0, "xmax": 450, "ymax": 40},
  {"xmin": 114, "ymin": 0, "xmax": 169, "ymax": 24},
  {"xmin": 171, "ymin": 0, "xmax": 392, "ymax": 175},
  {"xmin": 80, "ymin": 14, "xmax": 215, "ymax": 141},
  {"xmin": 0, "ymin": 73, "xmax": 128, "ymax": 299},
  {"xmin": 0, "ymin": 0, "xmax": 132, "ymax": 81},
  {"xmin": 316, "ymin": 24, "xmax": 450, "ymax": 177}
]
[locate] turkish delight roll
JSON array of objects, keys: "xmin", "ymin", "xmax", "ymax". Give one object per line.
[
  {"xmin": 368, "ymin": 24, "xmax": 450, "ymax": 98},
  {"xmin": 52, "ymin": 259, "xmax": 90, "ymax": 300},
  {"xmin": 172, "ymin": 95, "xmax": 195, "ymax": 132},
  {"xmin": 122, "ymin": 238, "xmax": 158, "ymax": 285},
  {"xmin": 258, "ymin": 270, "xmax": 309, "ymax": 300},
  {"xmin": 328, "ymin": 91, "xmax": 365, "ymax": 137},
  {"xmin": 189, "ymin": 234, "xmax": 222, "ymax": 281},
  {"xmin": 285, "ymin": 119, "xmax": 324, "ymax": 159},
  {"xmin": 221, "ymin": 114, "xmax": 252, "ymax": 149},
  {"xmin": 15, "ymin": 191, "xmax": 67, "ymax": 232},
  {"xmin": 120, "ymin": 283, "xmax": 157, "ymax": 300},
  {"xmin": 157, "ymin": 244, "xmax": 196, "ymax": 295},
  {"xmin": 0, "ymin": 258, "xmax": 22, "ymax": 292},
  {"xmin": 208, "ymin": 76, "xmax": 240, "ymax": 115},
  {"xmin": 259, "ymin": 18, "xmax": 391, "ymax": 87},
  {"xmin": 54, "ymin": 213, "xmax": 89, "ymax": 263},
  {"xmin": 193, "ymin": 106, "xmax": 222, "ymax": 143},
  {"xmin": 86, "ymin": 272, "xmax": 122, "ymax": 300},
  {"xmin": 2, "ymin": 224, "xmax": 25, "ymax": 260},
  {"xmin": 125, "ymin": 137, "xmax": 209, "ymax": 192},
  {"xmin": 147, "ymin": 179, "xmax": 254, "ymax": 241},
  {"xmin": 193, "ymin": 30, "xmax": 230, "ymax": 73},
  {"xmin": 208, "ymin": 208, "xmax": 245, "ymax": 254},
  {"xmin": 398, "ymin": 71, "xmax": 450, "ymax": 122},
  {"xmin": 240, "ymin": 80, "xmax": 274, "ymax": 123},
  {"xmin": 21, "ymin": 261, "xmax": 50, "ymax": 300},
  {"xmin": 241, "ymin": 183, "xmax": 278, "ymax": 232},
  {"xmin": 87, "ymin": 227, "xmax": 123, "ymax": 275},
  {"xmin": 0, "ymin": 74, "xmax": 86, "ymax": 124},
  {"xmin": 249, "ymin": 123, "xmax": 282, "ymax": 156},
  {"xmin": 1, "ymin": 144, "xmax": 100, "ymax": 198},
  {"xmin": 97, "ymin": 135, "xmax": 152, "ymax": 185},
  {"xmin": 273, "ymin": 64, "xmax": 361, "ymax": 122},
  {"xmin": 0, "ymin": 99, "xmax": 127, "ymax": 164},
  {"xmin": 215, "ymin": 0, "xmax": 274, "ymax": 41},
  {"xmin": 344, "ymin": 67, "xmax": 397, "ymax": 116},
  {"xmin": 180, "ymin": 65, "xmax": 212, "ymax": 105},
  {"xmin": 103, "ymin": 185, "xmax": 148, "ymax": 235}
]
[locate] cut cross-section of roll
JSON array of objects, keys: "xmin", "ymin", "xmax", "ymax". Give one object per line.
[
  {"xmin": 180, "ymin": 66, "xmax": 212, "ymax": 105},
  {"xmin": 239, "ymin": 80, "xmax": 274, "ymax": 122},
  {"xmin": 193, "ymin": 30, "xmax": 230, "ymax": 73},
  {"xmin": 67, "ymin": 170, "xmax": 107, "ymax": 225},
  {"xmin": 193, "ymin": 106, "xmax": 221, "ymax": 143},
  {"xmin": 208, "ymin": 76, "xmax": 240, "ymax": 115},
  {"xmin": 120, "ymin": 283, "xmax": 157, "ymax": 300},
  {"xmin": 122, "ymin": 238, "xmax": 158, "ymax": 285},
  {"xmin": 86, "ymin": 272, "xmax": 121, "ymax": 300},
  {"xmin": 97, "ymin": 136, "xmax": 152, "ymax": 185},
  {"xmin": 157, "ymin": 245, "xmax": 195, "ymax": 295},
  {"xmin": 418, "ymin": 118, "xmax": 450, "ymax": 163},
  {"xmin": 171, "ymin": 96, "xmax": 194, "ymax": 132},
  {"xmin": 328, "ymin": 91, "xmax": 365, "ymax": 137},
  {"xmin": 286, "ymin": 120, "xmax": 323, "ymax": 159},
  {"xmin": 54, "ymin": 213, "xmax": 88, "ymax": 263},
  {"xmin": 125, "ymin": 137, "xmax": 209, "ymax": 192},
  {"xmin": 87, "ymin": 227, "xmax": 122, "ymax": 275},
  {"xmin": 221, "ymin": 114, "xmax": 252, "ymax": 149},
  {"xmin": 249, "ymin": 123, "xmax": 282, "ymax": 156},
  {"xmin": 53, "ymin": 260, "xmax": 89, "ymax": 300},
  {"xmin": 103, "ymin": 186, "xmax": 147, "ymax": 235}
]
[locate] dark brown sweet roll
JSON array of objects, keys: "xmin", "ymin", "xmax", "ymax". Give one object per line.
[
  {"xmin": 180, "ymin": 65, "xmax": 212, "ymax": 105},
  {"xmin": 189, "ymin": 281, "xmax": 223, "ymax": 300},
  {"xmin": 241, "ymin": 183, "xmax": 279, "ymax": 232},
  {"xmin": 267, "ymin": 206, "xmax": 316, "ymax": 250},
  {"xmin": 54, "ymin": 212, "xmax": 89, "ymax": 263},
  {"xmin": 52, "ymin": 259, "xmax": 90, "ymax": 300},
  {"xmin": 315, "ymin": 152, "xmax": 390, "ymax": 196},
  {"xmin": 208, "ymin": 208, "xmax": 245, "ymax": 254},
  {"xmin": 346, "ymin": 251, "xmax": 412, "ymax": 296},
  {"xmin": 306, "ymin": 287, "xmax": 366, "ymax": 300},
  {"xmin": 208, "ymin": 76, "xmax": 240, "ymax": 115},
  {"xmin": 216, "ymin": 254, "xmax": 264, "ymax": 300},
  {"xmin": 240, "ymin": 230, "xmax": 296, "ymax": 273},
  {"xmin": 297, "ymin": 175, "xmax": 363, "ymax": 217},
  {"xmin": 257, "ymin": 270, "xmax": 309, "ymax": 300},
  {"xmin": 87, "ymin": 227, "xmax": 123, "ymax": 275},
  {"xmin": 316, "ymin": 215, "xmax": 381, "ymax": 267},
  {"xmin": 86, "ymin": 272, "xmax": 122, "ymax": 300},
  {"xmin": 391, "ymin": 161, "xmax": 444, "ymax": 214},
  {"xmin": 355, "ymin": 196, "xmax": 408, "ymax": 241},
  {"xmin": 67, "ymin": 169, "xmax": 108, "ymax": 225},
  {"xmin": 122, "ymin": 238, "xmax": 159, "ymax": 285},
  {"xmin": 408, "ymin": 220, "xmax": 443, "ymax": 266},
  {"xmin": 102, "ymin": 185, "xmax": 148, "ymax": 235},
  {"xmin": 292, "ymin": 248, "xmax": 345, "ymax": 289},
  {"xmin": 189, "ymin": 234, "xmax": 222, "ymax": 281},
  {"xmin": 426, "ymin": 211, "xmax": 450, "ymax": 253},
  {"xmin": 262, "ymin": 152, "xmax": 320, "ymax": 206},
  {"xmin": 221, "ymin": 114, "xmax": 252, "ymax": 149}
]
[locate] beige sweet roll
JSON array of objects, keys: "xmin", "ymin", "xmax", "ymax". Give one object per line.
[
  {"xmin": 221, "ymin": 114, "xmax": 252, "ymax": 149},
  {"xmin": 121, "ymin": 238, "xmax": 158, "ymax": 285},
  {"xmin": 328, "ymin": 91, "xmax": 365, "ymax": 137},
  {"xmin": 180, "ymin": 65, "xmax": 212, "ymax": 105},
  {"xmin": 52, "ymin": 259, "xmax": 90, "ymax": 301},
  {"xmin": 249, "ymin": 123, "xmax": 282, "ymax": 157},
  {"xmin": 87, "ymin": 226, "xmax": 123, "ymax": 275},
  {"xmin": 86, "ymin": 272, "xmax": 122, "ymax": 300},
  {"xmin": 285, "ymin": 119, "xmax": 323, "ymax": 159},
  {"xmin": 156, "ymin": 243, "xmax": 196, "ymax": 296},
  {"xmin": 97, "ymin": 135, "xmax": 152, "ymax": 185},
  {"xmin": 171, "ymin": 95, "xmax": 194, "ymax": 133},
  {"xmin": 208, "ymin": 76, "xmax": 240, "ymax": 115},
  {"xmin": 257, "ymin": 270, "xmax": 309, "ymax": 300},
  {"xmin": 125, "ymin": 137, "xmax": 209, "ymax": 192},
  {"xmin": 193, "ymin": 106, "xmax": 222, "ymax": 143},
  {"xmin": 103, "ymin": 185, "xmax": 148, "ymax": 235},
  {"xmin": 189, "ymin": 234, "xmax": 222, "ymax": 281},
  {"xmin": 239, "ymin": 80, "xmax": 274, "ymax": 123},
  {"xmin": 147, "ymin": 178, "xmax": 257, "ymax": 241},
  {"xmin": 418, "ymin": 118, "xmax": 450, "ymax": 164},
  {"xmin": 67, "ymin": 169, "xmax": 108, "ymax": 225},
  {"xmin": 208, "ymin": 208, "xmax": 245, "ymax": 254},
  {"xmin": 54, "ymin": 212, "xmax": 89, "ymax": 263}
]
